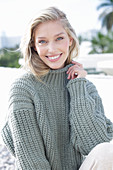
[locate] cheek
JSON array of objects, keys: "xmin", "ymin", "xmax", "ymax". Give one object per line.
[
  {"xmin": 61, "ymin": 41, "xmax": 70, "ymax": 52},
  {"xmin": 36, "ymin": 47, "xmax": 44, "ymax": 56}
]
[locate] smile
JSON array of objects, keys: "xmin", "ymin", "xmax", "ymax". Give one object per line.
[{"xmin": 46, "ymin": 53, "xmax": 62, "ymax": 61}]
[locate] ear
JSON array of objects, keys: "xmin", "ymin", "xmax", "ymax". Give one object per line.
[
  {"xmin": 34, "ymin": 46, "xmax": 37, "ymax": 51},
  {"xmin": 69, "ymin": 37, "xmax": 73, "ymax": 46},
  {"xmin": 33, "ymin": 43, "xmax": 37, "ymax": 52}
]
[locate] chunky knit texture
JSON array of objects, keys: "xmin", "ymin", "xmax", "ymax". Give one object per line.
[{"xmin": 1, "ymin": 64, "xmax": 113, "ymax": 170}]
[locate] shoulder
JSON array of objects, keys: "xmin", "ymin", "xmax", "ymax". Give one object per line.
[
  {"xmin": 86, "ymin": 79, "xmax": 99, "ymax": 96},
  {"xmin": 9, "ymin": 73, "xmax": 38, "ymax": 111},
  {"xmin": 10, "ymin": 72, "xmax": 38, "ymax": 97},
  {"xmin": 12, "ymin": 72, "xmax": 36, "ymax": 85}
]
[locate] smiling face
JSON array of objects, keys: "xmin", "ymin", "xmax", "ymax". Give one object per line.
[{"xmin": 34, "ymin": 20, "xmax": 73, "ymax": 69}]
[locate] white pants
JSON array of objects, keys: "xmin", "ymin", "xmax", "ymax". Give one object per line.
[{"xmin": 79, "ymin": 142, "xmax": 113, "ymax": 170}]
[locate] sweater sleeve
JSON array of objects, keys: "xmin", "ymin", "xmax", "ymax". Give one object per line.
[
  {"xmin": 8, "ymin": 77, "xmax": 51, "ymax": 170},
  {"xmin": 67, "ymin": 78, "xmax": 113, "ymax": 156}
]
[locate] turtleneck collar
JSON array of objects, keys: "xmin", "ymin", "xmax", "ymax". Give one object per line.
[{"xmin": 40, "ymin": 64, "xmax": 73, "ymax": 89}]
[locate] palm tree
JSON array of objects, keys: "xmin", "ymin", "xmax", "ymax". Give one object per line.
[
  {"xmin": 89, "ymin": 32, "xmax": 108, "ymax": 54},
  {"xmin": 97, "ymin": 0, "xmax": 113, "ymax": 31},
  {"xmin": 84, "ymin": 31, "xmax": 113, "ymax": 54}
]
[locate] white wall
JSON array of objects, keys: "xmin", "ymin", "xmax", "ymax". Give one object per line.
[{"xmin": 76, "ymin": 53, "xmax": 113, "ymax": 68}]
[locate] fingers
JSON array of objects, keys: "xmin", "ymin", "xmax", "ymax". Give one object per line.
[
  {"xmin": 71, "ymin": 60, "xmax": 83, "ymax": 68},
  {"xmin": 77, "ymin": 70, "xmax": 87, "ymax": 78},
  {"xmin": 67, "ymin": 66, "xmax": 79, "ymax": 79},
  {"xmin": 67, "ymin": 69, "xmax": 87, "ymax": 79},
  {"xmin": 67, "ymin": 65, "xmax": 79, "ymax": 74},
  {"xmin": 67, "ymin": 61, "xmax": 83, "ymax": 74},
  {"xmin": 67, "ymin": 61, "xmax": 87, "ymax": 79}
]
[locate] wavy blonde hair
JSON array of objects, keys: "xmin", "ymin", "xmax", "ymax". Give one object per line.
[{"xmin": 20, "ymin": 6, "xmax": 79, "ymax": 78}]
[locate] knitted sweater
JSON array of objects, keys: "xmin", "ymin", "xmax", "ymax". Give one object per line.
[{"xmin": 1, "ymin": 64, "xmax": 113, "ymax": 170}]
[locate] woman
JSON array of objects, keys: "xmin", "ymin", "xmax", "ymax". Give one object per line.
[{"xmin": 1, "ymin": 6, "xmax": 113, "ymax": 170}]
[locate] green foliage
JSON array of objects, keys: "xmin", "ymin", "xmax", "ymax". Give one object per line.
[
  {"xmin": 84, "ymin": 31, "xmax": 113, "ymax": 54},
  {"xmin": 0, "ymin": 47, "xmax": 21, "ymax": 68},
  {"xmin": 97, "ymin": 0, "xmax": 113, "ymax": 31},
  {"xmin": 78, "ymin": 0, "xmax": 113, "ymax": 54},
  {"xmin": 78, "ymin": 35, "xmax": 83, "ymax": 45}
]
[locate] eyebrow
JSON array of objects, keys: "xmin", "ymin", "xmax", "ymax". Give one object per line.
[
  {"xmin": 37, "ymin": 32, "xmax": 65, "ymax": 39},
  {"xmin": 55, "ymin": 32, "xmax": 65, "ymax": 37}
]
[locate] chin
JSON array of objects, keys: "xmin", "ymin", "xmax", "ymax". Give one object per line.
[
  {"xmin": 48, "ymin": 61, "xmax": 65, "ymax": 70},
  {"xmin": 49, "ymin": 64, "xmax": 64, "ymax": 70}
]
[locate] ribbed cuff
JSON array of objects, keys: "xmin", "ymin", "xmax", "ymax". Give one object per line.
[{"xmin": 67, "ymin": 78, "xmax": 87, "ymax": 98}]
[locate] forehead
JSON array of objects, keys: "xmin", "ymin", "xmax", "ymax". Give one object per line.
[{"xmin": 34, "ymin": 20, "xmax": 67, "ymax": 38}]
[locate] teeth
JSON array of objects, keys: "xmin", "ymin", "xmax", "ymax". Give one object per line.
[{"xmin": 48, "ymin": 55, "xmax": 60, "ymax": 60}]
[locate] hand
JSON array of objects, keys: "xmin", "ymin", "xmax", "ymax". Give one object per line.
[{"xmin": 67, "ymin": 61, "xmax": 87, "ymax": 79}]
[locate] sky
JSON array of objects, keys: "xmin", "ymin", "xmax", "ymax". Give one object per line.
[{"xmin": 0, "ymin": 0, "xmax": 102, "ymax": 37}]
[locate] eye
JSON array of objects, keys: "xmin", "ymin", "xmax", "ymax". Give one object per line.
[
  {"xmin": 38, "ymin": 40, "xmax": 46, "ymax": 45},
  {"xmin": 56, "ymin": 37, "xmax": 63, "ymax": 41}
]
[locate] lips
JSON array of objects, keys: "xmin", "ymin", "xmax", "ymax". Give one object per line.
[{"xmin": 46, "ymin": 53, "xmax": 62, "ymax": 61}]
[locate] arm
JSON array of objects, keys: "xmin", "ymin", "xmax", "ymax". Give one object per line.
[
  {"xmin": 8, "ymin": 77, "xmax": 51, "ymax": 170},
  {"xmin": 1, "ymin": 121, "xmax": 15, "ymax": 157},
  {"xmin": 67, "ymin": 78, "xmax": 113, "ymax": 156}
]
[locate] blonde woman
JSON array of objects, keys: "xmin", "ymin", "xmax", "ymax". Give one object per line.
[{"xmin": 1, "ymin": 7, "xmax": 113, "ymax": 170}]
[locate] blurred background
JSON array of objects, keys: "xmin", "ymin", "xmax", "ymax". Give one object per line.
[
  {"xmin": 0, "ymin": 0, "xmax": 113, "ymax": 169},
  {"xmin": 0, "ymin": 0, "xmax": 113, "ymax": 73}
]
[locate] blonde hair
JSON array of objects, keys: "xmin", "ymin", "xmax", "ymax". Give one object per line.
[{"xmin": 20, "ymin": 6, "xmax": 79, "ymax": 78}]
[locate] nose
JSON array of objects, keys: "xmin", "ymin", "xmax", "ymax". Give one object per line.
[{"xmin": 47, "ymin": 42, "xmax": 56, "ymax": 53}]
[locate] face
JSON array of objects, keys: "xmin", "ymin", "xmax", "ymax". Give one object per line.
[{"xmin": 34, "ymin": 20, "xmax": 73, "ymax": 69}]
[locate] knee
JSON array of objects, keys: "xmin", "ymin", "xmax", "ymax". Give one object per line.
[
  {"xmin": 90, "ymin": 142, "xmax": 113, "ymax": 161},
  {"xmin": 79, "ymin": 142, "xmax": 113, "ymax": 170}
]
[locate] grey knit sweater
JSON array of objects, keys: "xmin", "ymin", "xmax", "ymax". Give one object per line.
[{"xmin": 1, "ymin": 64, "xmax": 113, "ymax": 170}]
